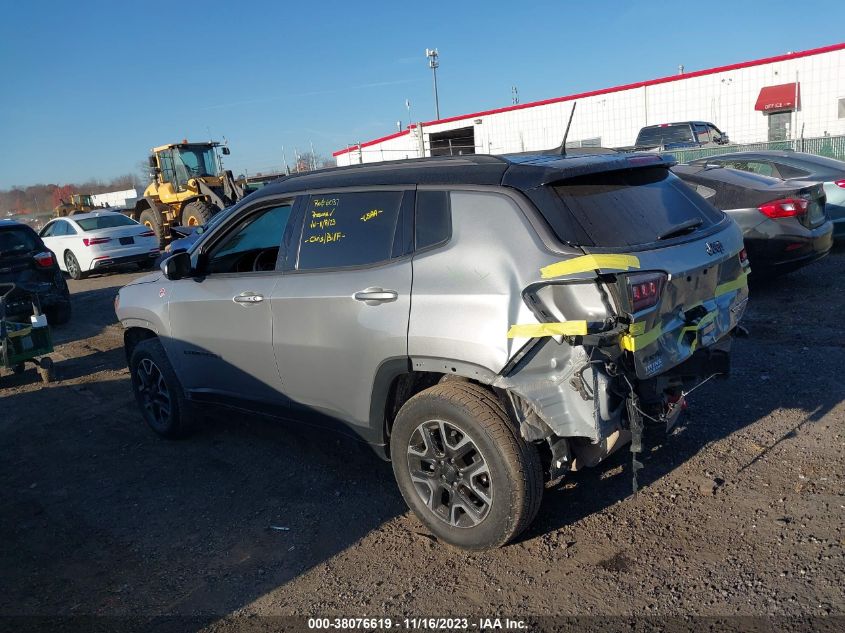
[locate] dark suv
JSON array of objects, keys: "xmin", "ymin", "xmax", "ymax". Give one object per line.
[
  {"xmin": 117, "ymin": 153, "xmax": 748, "ymax": 549},
  {"xmin": 0, "ymin": 220, "xmax": 71, "ymax": 324}
]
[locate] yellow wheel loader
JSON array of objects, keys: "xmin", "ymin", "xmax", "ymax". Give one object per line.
[
  {"xmin": 54, "ymin": 194, "xmax": 96, "ymax": 218},
  {"xmin": 130, "ymin": 141, "xmax": 246, "ymax": 248}
]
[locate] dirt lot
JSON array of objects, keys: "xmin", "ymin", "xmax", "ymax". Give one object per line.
[{"xmin": 1, "ymin": 250, "xmax": 843, "ymax": 630}]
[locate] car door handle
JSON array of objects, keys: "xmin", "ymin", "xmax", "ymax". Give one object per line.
[
  {"xmin": 353, "ymin": 287, "xmax": 398, "ymax": 305},
  {"xmin": 233, "ymin": 292, "xmax": 264, "ymax": 304}
]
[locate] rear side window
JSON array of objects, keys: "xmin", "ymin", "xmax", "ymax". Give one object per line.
[
  {"xmin": 416, "ymin": 190, "xmax": 451, "ymax": 250},
  {"xmin": 0, "ymin": 228, "xmax": 39, "ymax": 258},
  {"xmin": 297, "ymin": 191, "xmax": 403, "ymax": 270},
  {"xmin": 775, "ymin": 163, "xmax": 811, "ymax": 178},
  {"xmin": 76, "ymin": 214, "xmax": 137, "ymax": 231},
  {"xmin": 551, "ymin": 167, "xmax": 724, "ymax": 247}
]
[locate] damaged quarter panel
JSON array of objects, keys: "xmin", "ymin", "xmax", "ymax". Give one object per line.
[{"xmin": 408, "ymin": 188, "xmax": 595, "ymax": 375}]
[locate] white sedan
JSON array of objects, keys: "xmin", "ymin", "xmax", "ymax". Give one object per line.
[{"xmin": 39, "ymin": 212, "xmax": 160, "ymax": 280}]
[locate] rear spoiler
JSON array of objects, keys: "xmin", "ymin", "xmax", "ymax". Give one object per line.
[{"xmin": 503, "ymin": 152, "xmax": 677, "ymax": 188}]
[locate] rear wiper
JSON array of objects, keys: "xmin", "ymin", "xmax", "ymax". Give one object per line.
[{"xmin": 657, "ymin": 218, "xmax": 703, "ymax": 241}]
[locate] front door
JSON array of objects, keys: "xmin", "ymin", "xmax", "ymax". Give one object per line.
[
  {"xmin": 167, "ymin": 200, "xmax": 295, "ymax": 406},
  {"xmin": 271, "ymin": 190, "xmax": 413, "ymax": 440}
]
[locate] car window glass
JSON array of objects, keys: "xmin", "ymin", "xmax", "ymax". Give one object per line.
[
  {"xmin": 708, "ymin": 125, "xmax": 723, "ymax": 142},
  {"xmin": 0, "ymin": 228, "xmax": 38, "ymax": 258},
  {"xmin": 776, "ymin": 163, "xmax": 811, "ymax": 178},
  {"xmin": 551, "ymin": 168, "xmax": 723, "ymax": 247},
  {"xmin": 52, "ymin": 221, "xmax": 68, "ymax": 237},
  {"xmin": 65, "ymin": 222, "xmax": 78, "ymax": 235},
  {"xmin": 693, "ymin": 124, "xmax": 711, "ymax": 143},
  {"xmin": 40, "ymin": 223, "xmax": 56, "ymax": 237},
  {"xmin": 416, "ymin": 191, "xmax": 451, "ymax": 250},
  {"xmin": 207, "ymin": 203, "xmax": 292, "ymax": 274},
  {"xmin": 76, "ymin": 215, "xmax": 137, "ymax": 231},
  {"xmin": 745, "ymin": 161, "xmax": 775, "ymax": 177},
  {"xmin": 297, "ymin": 191, "xmax": 403, "ymax": 270}
]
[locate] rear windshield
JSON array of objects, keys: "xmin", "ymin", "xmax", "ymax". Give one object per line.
[
  {"xmin": 636, "ymin": 125, "xmax": 694, "ymax": 146},
  {"xmin": 75, "ymin": 214, "xmax": 137, "ymax": 231},
  {"xmin": 551, "ymin": 167, "xmax": 724, "ymax": 247},
  {"xmin": 0, "ymin": 227, "xmax": 39, "ymax": 259}
]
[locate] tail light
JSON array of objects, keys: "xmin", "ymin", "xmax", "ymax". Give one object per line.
[
  {"xmin": 139, "ymin": 231, "xmax": 156, "ymax": 237},
  {"xmin": 758, "ymin": 197, "xmax": 808, "ymax": 219},
  {"xmin": 627, "ymin": 272, "xmax": 667, "ymax": 312},
  {"xmin": 82, "ymin": 237, "xmax": 111, "ymax": 246},
  {"xmin": 34, "ymin": 251, "xmax": 54, "ymax": 268},
  {"xmin": 834, "ymin": 179, "xmax": 845, "ymax": 189}
]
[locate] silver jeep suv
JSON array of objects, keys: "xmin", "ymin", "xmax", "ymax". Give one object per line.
[{"xmin": 117, "ymin": 153, "xmax": 749, "ymax": 549}]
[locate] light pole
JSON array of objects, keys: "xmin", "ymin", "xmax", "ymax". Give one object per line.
[
  {"xmin": 405, "ymin": 99, "xmax": 412, "ymax": 126},
  {"xmin": 425, "ymin": 48, "xmax": 440, "ymax": 120}
]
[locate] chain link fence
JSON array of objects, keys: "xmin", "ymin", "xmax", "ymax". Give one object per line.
[{"xmin": 665, "ymin": 135, "xmax": 845, "ymax": 164}]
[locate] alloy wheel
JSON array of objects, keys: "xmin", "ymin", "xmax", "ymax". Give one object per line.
[
  {"xmin": 135, "ymin": 358, "xmax": 172, "ymax": 428},
  {"xmin": 65, "ymin": 253, "xmax": 79, "ymax": 277},
  {"xmin": 406, "ymin": 419, "xmax": 492, "ymax": 528}
]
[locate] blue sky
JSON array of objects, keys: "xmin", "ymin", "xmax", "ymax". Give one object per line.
[{"xmin": 1, "ymin": 0, "xmax": 843, "ymax": 188}]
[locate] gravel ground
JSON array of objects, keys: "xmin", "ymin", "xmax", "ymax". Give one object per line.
[{"xmin": 1, "ymin": 250, "xmax": 843, "ymax": 631}]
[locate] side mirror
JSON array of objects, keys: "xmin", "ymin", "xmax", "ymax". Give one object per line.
[
  {"xmin": 221, "ymin": 147, "xmax": 231, "ymax": 155},
  {"xmin": 161, "ymin": 251, "xmax": 192, "ymax": 280}
]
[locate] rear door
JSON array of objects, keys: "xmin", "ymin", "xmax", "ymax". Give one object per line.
[{"xmin": 270, "ymin": 189, "xmax": 413, "ymax": 439}]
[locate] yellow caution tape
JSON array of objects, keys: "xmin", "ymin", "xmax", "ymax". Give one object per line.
[
  {"xmin": 620, "ymin": 324, "xmax": 664, "ymax": 352},
  {"xmin": 540, "ymin": 254, "xmax": 641, "ymax": 279},
  {"xmin": 715, "ymin": 271, "xmax": 750, "ymax": 297},
  {"xmin": 506, "ymin": 320, "xmax": 588, "ymax": 339}
]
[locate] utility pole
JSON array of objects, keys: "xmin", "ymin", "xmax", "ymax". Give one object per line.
[
  {"xmin": 425, "ymin": 48, "xmax": 441, "ymax": 119},
  {"xmin": 405, "ymin": 99, "xmax": 412, "ymax": 126}
]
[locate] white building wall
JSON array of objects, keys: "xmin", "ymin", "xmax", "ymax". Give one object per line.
[
  {"xmin": 90, "ymin": 187, "xmax": 142, "ymax": 209},
  {"xmin": 336, "ymin": 46, "xmax": 845, "ymax": 166}
]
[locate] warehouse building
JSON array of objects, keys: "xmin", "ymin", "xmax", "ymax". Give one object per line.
[{"xmin": 334, "ymin": 42, "xmax": 845, "ymax": 166}]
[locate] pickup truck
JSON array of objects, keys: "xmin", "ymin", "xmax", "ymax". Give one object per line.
[{"xmin": 618, "ymin": 121, "xmax": 730, "ymax": 152}]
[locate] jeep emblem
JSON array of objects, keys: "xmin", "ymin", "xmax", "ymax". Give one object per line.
[{"xmin": 705, "ymin": 241, "xmax": 724, "ymax": 256}]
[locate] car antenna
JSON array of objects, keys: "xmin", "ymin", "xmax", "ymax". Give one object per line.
[{"xmin": 559, "ymin": 101, "xmax": 577, "ymax": 155}]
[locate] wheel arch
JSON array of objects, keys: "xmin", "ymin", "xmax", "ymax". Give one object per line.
[
  {"xmin": 124, "ymin": 326, "xmax": 158, "ymax": 364},
  {"xmin": 371, "ymin": 357, "xmax": 507, "ymax": 460}
]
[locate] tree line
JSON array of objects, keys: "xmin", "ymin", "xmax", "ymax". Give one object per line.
[{"xmin": 1, "ymin": 174, "xmax": 141, "ymax": 217}]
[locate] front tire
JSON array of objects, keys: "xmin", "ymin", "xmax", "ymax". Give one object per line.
[
  {"xmin": 138, "ymin": 209, "xmax": 165, "ymax": 250},
  {"xmin": 181, "ymin": 199, "xmax": 217, "ymax": 228},
  {"xmin": 129, "ymin": 338, "xmax": 192, "ymax": 439},
  {"xmin": 64, "ymin": 251, "xmax": 85, "ymax": 280},
  {"xmin": 390, "ymin": 382, "xmax": 543, "ymax": 550}
]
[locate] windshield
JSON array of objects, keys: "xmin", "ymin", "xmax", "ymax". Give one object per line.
[
  {"xmin": 175, "ymin": 147, "xmax": 218, "ymax": 178},
  {"xmin": 75, "ymin": 215, "xmax": 138, "ymax": 231},
  {"xmin": 636, "ymin": 125, "xmax": 694, "ymax": 147}
]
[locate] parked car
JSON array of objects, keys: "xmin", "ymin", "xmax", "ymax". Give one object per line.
[
  {"xmin": 0, "ymin": 219, "xmax": 71, "ymax": 324},
  {"xmin": 619, "ymin": 121, "xmax": 729, "ymax": 151},
  {"xmin": 688, "ymin": 151, "xmax": 845, "ymax": 239},
  {"xmin": 672, "ymin": 164, "xmax": 833, "ymax": 276},
  {"xmin": 117, "ymin": 153, "xmax": 749, "ymax": 549},
  {"xmin": 39, "ymin": 212, "xmax": 160, "ymax": 280}
]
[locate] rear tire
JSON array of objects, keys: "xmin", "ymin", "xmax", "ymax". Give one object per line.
[
  {"xmin": 129, "ymin": 338, "xmax": 192, "ymax": 439},
  {"xmin": 37, "ymin": 357, "xmax": 54, "ymax": 383},
  {"xmin": 138, "ymin": 209, "xmax": 166, "ymax": 250},
  {"xmin": 390, "ymin": 381, "xmax": 543, "ymax": 550},
  {"xmin": 181, "ymin": 199, "xmax": 217, "ymax": 228},
  {"xmin": 64, "ymin": 251, "xmax": 85, "ymax": 280}
]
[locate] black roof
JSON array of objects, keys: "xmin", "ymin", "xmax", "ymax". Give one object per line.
[{"xmin": 254, "ymin": 152, "xmax": 676, "ymax": 198}]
